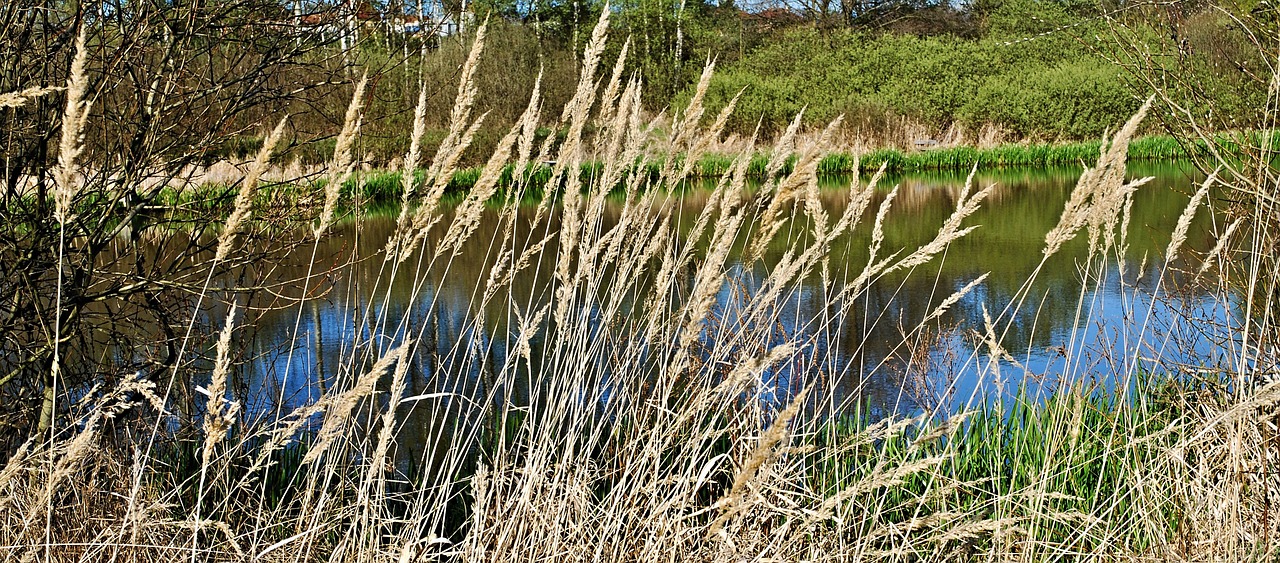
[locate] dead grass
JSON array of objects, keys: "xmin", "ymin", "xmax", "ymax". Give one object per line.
[{"xmin": 4, "ymin": 11, "xmax": 1279, "ymax": 563}]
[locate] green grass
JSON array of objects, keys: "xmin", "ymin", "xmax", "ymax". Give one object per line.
[
  {"xmin": 849, "ymin": 134, "xmax": 1248, "ymax": 175},
  {"xmin": 805, "ymin": 376, "xmax": 1216, "ymax": 554},
  {"xmin": 346, "ymin": 133, "xmax": 1263, "ymax": 197}
]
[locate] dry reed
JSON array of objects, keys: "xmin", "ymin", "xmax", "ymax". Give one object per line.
[
  {"xmin": 302, "ymin": 341, "xmax": 410, "ymax": 466},
  {"xmin": 53, "ymin": 27, "xmax": 90, "ymax": 225},
  {"xmin": 215, "ymin": 119, "xmax": 287, "ymax": 264},
  {"xmin": 708, "ymin": 386, "xmax": 811, "ymax": 538},
  {"xmin": 201, "ymin": 302, "xmax": 240, "ymax": 467},
  {"xmin": 11, "ymin": 14, "xmax": 1280, "ymax": 563},
  {"xmin": 315, "ymin": 74, "xmax": 367, "ymax": 240},
  {"xmin": 0, "ymin": 86, "xmax": 63, "ymax": 109},
  {"xmin": 1200, "ymin": 217, "xmax": 1244, "ymax": 275},
  {"xmin": 1042, "ymin": 97, "xmax": 1154, "ymax": 260},
  {"xmin": 1166, "ymin": 169, "xmax": 1217, "ymax": 263},
  {"xmin": 390, "ymin": 21, "xmax": 489, "ymax": 262}
]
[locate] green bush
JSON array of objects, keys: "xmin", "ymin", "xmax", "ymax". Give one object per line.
[
  {"xmin": 962, "ymin": 58, "xmax": 1141, "ymax": 139},
  {"xmin": 688, "ymin": 25, "xmax": 1142, "ymax": 141}
]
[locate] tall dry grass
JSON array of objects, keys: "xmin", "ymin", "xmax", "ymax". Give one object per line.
[{"xmin": 2, "ymin": 10, "xmax": 1279, "ymax": 563}]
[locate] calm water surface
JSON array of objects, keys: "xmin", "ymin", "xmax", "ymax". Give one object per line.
[{"xmin": 239, "ymin": 162, "xmax": 1227, "ymax": 431}]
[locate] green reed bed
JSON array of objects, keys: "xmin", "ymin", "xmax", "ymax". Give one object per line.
[
  {"xmin": 852, "ymin": 135, "xmax": 1212, "ymax": 175},
  {"xmin": 153, "ymin": 182, "xmax": 238, "ymax": 211},
  {"xmin": 308, "ymin": 134, "xmax": 1219, "ymax": 198},
  {"xmin": 706, "ymin": 133, "xmax": 1268, "ymax": 179},
  {"xmin": 160, "ymin": 133, "xmax": 1259, "ymax": 211}
]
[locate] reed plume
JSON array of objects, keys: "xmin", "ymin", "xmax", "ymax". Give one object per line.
[
  {"xmin": 302, "ymin": 341, "xmax": 410, "ymax": 466},
  {"xmin": 53, "ymin": 27, "xmax": 91, "ymax": 225},
  {"xmin": 0, "ymin": 86, "xmax": 62, "ymax": 109},
  {"xmin": 37, "ymin": 373, "xmax": 163, "ymax": 519},
  {"xmin": 596, "ymin": 38, "xmax": 630, "ymax": 136},
  {"xmin": 215, "ymin": 118, "xmax": 287, "ymax": 264},
  {"xmin": 885, "ymin": 166, "xmax": 994, "ymax": 275},
  {"xmin": 1166, "ymin": 169, "xmax": 1217, "ymax": 263},
  {"xmin": 315, "ymin": 73, "xmax": 367, "ymax": 240},
  {"xmin": 549, "ymin": 7, "xmax": 612, "ymax": 329},
  {"xmin": 1043, "ymin": 96, "xmax": 1153, "ymax": 259},
  {"xmin": 386, "ymin": 85, "xmax": 430, "ymax": 252},
  {"xmin": 389, "ymin": 21, "xmax": 489, "ymax": 260},
  {"xmin": 438, "ymin": 79, "xmax": 541, "ymax": 258},
  {"xmin": 922, "ymin": 273, "xmax": 990, "ymax": 324},
  {"xmin": 745, "ymin": 111, "xmax": 807, "ymax": 262},
  {"xmin": 201, "ymin": 302, "xmax": 241, "ymax": 468},
  {"xmin": 708, "ymin": 386, "xmax": 811, "ymax": 538},
  {"xmin": 847, "ymin": 181, "xmax": 899, "ymax": 294},
  {"xmin": 1200, "ymin": 217, "xmax": 1244, "ymax": 275}
]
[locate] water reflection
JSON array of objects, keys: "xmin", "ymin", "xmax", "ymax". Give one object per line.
[{"xmin": 242, "ymin": 161, "xmax": 1221, "ymax": 432}]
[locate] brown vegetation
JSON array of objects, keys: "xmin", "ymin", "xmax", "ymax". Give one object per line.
[{"xmin": 0, "ymin": 3, "xmax": 1278, "ymax": 562}]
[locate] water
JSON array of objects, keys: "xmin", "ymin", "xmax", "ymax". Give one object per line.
[{"xmin": 233, "ymin": 161, "xmax": 1225, "ymax": 428}]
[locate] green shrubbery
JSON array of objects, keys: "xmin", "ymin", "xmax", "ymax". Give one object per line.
[
  {"xmin": 688, "ymin": 26, "xmax": 1142, "ymax": 140},
  {"xmin": 189, "ymin": 3, "xmax": 1270, "ymax": 166},
  {"xmin": 681, "ymin": 2, "xmax": 1273, "ymax": 145},
  {"xmin": 961, "ymin": 59, "xmax": 1143, "ymax": 139}
]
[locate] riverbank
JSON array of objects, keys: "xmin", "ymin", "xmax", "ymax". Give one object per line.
[
  {"xmin": 152, "ymin": 132, "xmax": 1248, "ymax": 216},
  {"xmin": 336, "ymin": 132, "xmax": 1255, "ymax": 197}
]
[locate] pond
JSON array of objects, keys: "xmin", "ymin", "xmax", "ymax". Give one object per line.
[{"xmin": 233, "ymin": 161, "xmax": 1226, "ymax": 450}]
